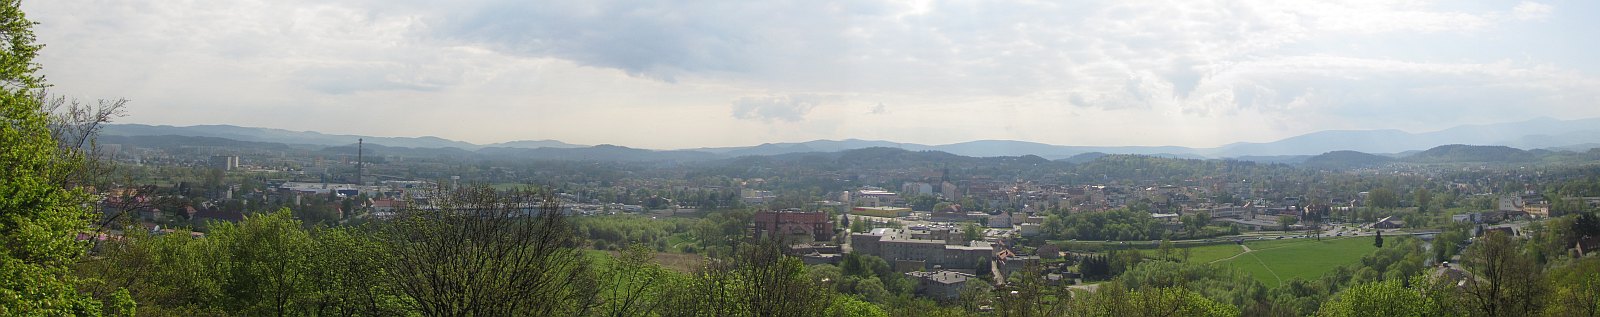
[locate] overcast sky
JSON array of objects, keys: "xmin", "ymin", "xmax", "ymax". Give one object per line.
[{"xmin": 25, "ymin": 0, "xmax": 1600, "ymax": 149}]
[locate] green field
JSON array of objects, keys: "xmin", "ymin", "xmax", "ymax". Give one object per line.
[
  {"xmin": 1205, "ymin": 237, "xmax": 1377, "ymax": 287},
  {"xmin": 1181, "ymin": 243, "xmax": 1246, "ymax": 263}
]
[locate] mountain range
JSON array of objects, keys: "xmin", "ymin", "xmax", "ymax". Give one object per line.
[{"xmin": 100, "ymin": 116, "xmax": 1600, "ymax": 161}]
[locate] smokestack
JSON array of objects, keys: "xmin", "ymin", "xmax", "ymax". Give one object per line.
[{"xmin": 357, "ymin": 138, "xmax": 363, "ymax": 185}]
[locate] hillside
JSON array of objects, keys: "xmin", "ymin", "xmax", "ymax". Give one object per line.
[
  {"xmin": 1302, "ymin": 151, "xmax": 1395, "ymax": 169},
  {"xmin": 1404, "ymin": 145, "xmax": 1535, "ymax": 163}
]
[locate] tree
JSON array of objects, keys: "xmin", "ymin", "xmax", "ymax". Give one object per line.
[
  {"xmin": 1279, "ymin": 215, "xmax": 1299, "ymax": 231},
  {"xmin": 663, "ymin": 238, "xmax": 832, "ymax": 316},
  {"xmin": 0, "ymin": 0, "xmax": 115, "ymax": 313},
  {"xmin": 377, "ymin": 186, "xmax": 601, "ymax": 316},
  {"xmin": 993, "ymin": 263, "xmax": 1074, "ymax": 316},
  {"xmin": 1461, "ymin": 231, "xmax": 1545, "ymax": 316},
  {"xmin": 1070, "ymin": 285, "xmax": 1239, "ymax": 317},
  {"xmin": 962, "ymin": 222, "xmax": 983, "ymax": 243},
  {"xmin": 1368, "ymin": 188, "xmax": 1398, "ymax": 211},
  {"xmin": 1415, "ymin": 188, "xmax": 1434, "ymax": 213},
  {"xmin": 1374, "ymin": 230, "xmax": 1384, "ymax": 248},
  {"xmin": 908, "ymin": 195, "xmax": 938, "ymax": 212},
  {"xmin": 1543, "ymin": 258, "xmax": 1600, "ymax": 317},
  {"xmin": 1316, "ymin": 276, "xmax": 1461, "ymax": 317}
]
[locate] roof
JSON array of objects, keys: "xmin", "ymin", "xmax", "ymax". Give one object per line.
[{"xmin": 906, "ymin": 270, "xmax": 975, "ymax": 284}]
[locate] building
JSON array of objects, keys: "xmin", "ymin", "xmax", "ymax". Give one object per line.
[
  {"xmin": 208, "ymin": 155, "xmax": 239, "ymax": 170},
  {"xmin": 902, "ymin": 182, "xmax": 935, "ymax": 197},
  {"xmin": 853, "ymin": 189, "xmax": 900, "ymax": 207},
  {"xmin": 1373, "ymin": 216, "xmax": 1406, "ymax": 229},
  {"xmin": 752, "ymin": 210, "xmax": 835, "ymax": 243},
  {"xmin": 851, "ymin": 228, "xmax": 995, "ymax": 271},
  {"xmin": 906, "ymin": 271, "xmax": 977, "ymax": 301},
  {"xmin": 741, "ymin": 189, "xmax": 777, "ymax": 205},
  {"xmin": 852, "ymin": 206, "xmax": 911, "ymax": 218}
]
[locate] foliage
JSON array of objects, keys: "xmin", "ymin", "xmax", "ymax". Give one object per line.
[
  {"xmin": 1543, "ymin": 257, "xmax": 1600, "ymax": 317},
  {"xmin": 0, "ymin": 0, "xmax": 108, "ymax": 313},
  {"xmin": 1049, "ymin": 209, "xmax": 1165, "ymax": 241},
  {"xmin": 661, "ymin": 239, "xmax": 832, "ymax": 316},
  {"xmin": 1316, "ymin": 276, "xmax": 1459, "ymax": 317},
  {"xmin": 1114, "ymin": 260, "xmax": 1266, "ymax": 311},
  {"xmin": 1070, "ymin": 285, "xmax": 1240, "ymax": 317}
]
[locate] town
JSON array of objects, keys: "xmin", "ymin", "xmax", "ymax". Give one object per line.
[
  {"xmin": 75, "ymin": 130, "xmax": 1600, "ymax": 315},
  {"xmin": 10, "ymin": 1, "xmax": 1600, "ymax": 315}
]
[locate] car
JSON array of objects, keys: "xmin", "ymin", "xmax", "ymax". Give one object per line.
[{"xmin": 1275, "ymin": 236, "xmax": 1285, "ymax": 240}]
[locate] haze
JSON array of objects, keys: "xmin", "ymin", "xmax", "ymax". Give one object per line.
[{"xmin": 25, "ymin": 0, "xmax": 1600, "ymax": 149}]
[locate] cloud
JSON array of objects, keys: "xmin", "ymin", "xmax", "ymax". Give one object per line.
[
  {"xmin": 731, "ymin": 94, "xmax": 830, "ymax": 122},
  {"xmin": 22, "ymin": 0, "xmax": 1600, "ymax": 148},
  {"xmin": 1513, "ymin": 1, "xmax": 1553, "ymax": 21}
]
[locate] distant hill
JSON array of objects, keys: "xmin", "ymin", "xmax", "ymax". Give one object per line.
[
  {"xmin": 1205, "ymin": 117, "xmax": 1600, "ymax": 157},
  {"xmin": 1302, "ymin": 151, "xmax": 1395, "ymax": 169},
  {"xmin": 103, "ymin": 124, "xmax": 583, "ymax": 150},
  {"xmin": 1060, "ymin": 152, "xmax": 1109, "ymax": 164},
  {"xmin": 1230, "ymin": 155, "xmax": 1312, "ymax": 165},
  {"xmin": 477, "ymin": 145, "xmax": 719, "ymax": 162},
  {"xmin": 696, "ymin": 139, "xmax": 933, "ymax": 157},
  {"xmin": 482, "ymin": 140, "xmax": 586, "ymax": 149},
  {"xmin": 101, "ymin": 116, "xmax": 1600, "ymax": 159},
  {"xmin": 103, "ymin": 124, "xmax": 477, "ymax": 149},
  {"xmin": 320, "ymin": 143, "xmax": 478, "ymax": 160},
  {"xmin": 1404, "ymin": 145, "xmax": 1535, "ymax": 163},
  {"xmin": 97, "ymin": 135, "xmax": 307, "ymax": 152}
]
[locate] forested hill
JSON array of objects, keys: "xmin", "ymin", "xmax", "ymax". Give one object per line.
[
  {"xmin": 1302, "ymin": 150, "xmax": 1395, "ymax": 169},
  {"xmin": 1405, "ymin": 144, "xmax": 1536, "ymax": 163}
]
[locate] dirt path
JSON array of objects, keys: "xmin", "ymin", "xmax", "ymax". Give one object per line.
[
  {"xmin": 1211, "ymin": 244, "xmax": 1255, "ymax": 263},
  {"xmin": 1248, "ymin": 252, "xmax": 1285, "ymax": 286}
]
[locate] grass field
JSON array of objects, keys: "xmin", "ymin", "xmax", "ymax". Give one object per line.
[
  {"xmin": 1206, "ymin": 237, "xmax": 1376, "ymax": 287},
  {"xmin": 1181, "ymin": 243, "xmax": 1246, "ymax": 263}
]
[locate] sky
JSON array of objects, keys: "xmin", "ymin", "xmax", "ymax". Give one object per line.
[{"xmin": 24, "ymin": 0, "xmax": 1600, "ymax": 149}]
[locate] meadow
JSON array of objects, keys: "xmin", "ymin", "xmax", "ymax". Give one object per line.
[{"xmin": 1190, "ymin": 237, "xmax": 1377, "ymax": 287}]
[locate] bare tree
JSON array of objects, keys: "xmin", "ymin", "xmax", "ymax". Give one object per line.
[
  {"xmin": 663, "ymin": 237, "xmax": 831, "ymax": 317},
  {"xmin": 379, "ymin": 185, "xmax": 600, "ymax": 316},
  {"xmin": 1461, "ymin": 231, "xmax": 1545, "ymax": 317}
]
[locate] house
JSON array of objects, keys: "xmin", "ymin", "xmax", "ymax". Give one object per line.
[
  {"xmin": 371, "ymin": 198, "xmax": 406, "ymax": 219},
  {"xmin": 906, "ymin": 271, "xmax": 977, "ymax": 301},
  {"xmin": 1575, "ymin": 235, "xmax": 1600, "ymax": 257},
  {"xmin": 752, "ymin": 209, "xmax": 835, "ymax": 243},
  {"xmin": 998, "ymin": 255, "xmax": 1041, "ymax": 281},
  {"xmin": 1373, "ymin": 216, "xmax": 1406, "ymax": 229}
]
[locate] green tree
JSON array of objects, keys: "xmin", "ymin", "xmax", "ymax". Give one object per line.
[
  {"xmin": 1415, "ymin": 188, "xmax": 1433, "ymax": 213},
  {"xmin": 1367, "ymin": 188, "xmax": 1398, "ymax": 211},
  {"xmin": 663, "ymin": 239, "xmax": 832, "ymax": 316},
  {"xmin": 209, "ymin": 209, "xmax": 319, "ymax": 316},
  {"xmin": 1316, "ymin": 276, "xmax": 1460, "ymax": 317},
  {"xmin": 0, "ymin": 0, "xmax": 109, "ymax": 313},
  {"xmin": 962, "ymin": 222, "xmax": 983, "ymax": 243},
  {"xmin": 1071, "ymin": 285, "xmax": 1239, "ymax": 317},
  {"xmin": 908, "ymin": 195, "xmax": 938, "ymax": 211},
  {"xmin": 1374, "ymin": 230, "xmax": 1383, "ymax": 248},
  {"xmin": 1542, "ymin": 257, "xmax": 1600, "ymax": 317}
]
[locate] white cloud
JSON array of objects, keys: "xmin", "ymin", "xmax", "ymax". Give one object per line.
[
  {"xmin": 1513, "ymin": 1, "xmax": 1554, "ymax": 21},
  {"xmin": 21, "ymin": 0, "xmax": 1600, "ymax": 148},
  {"xmin": 731, "ymin": 95, "xmax": 830, "ymax": 122}
]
